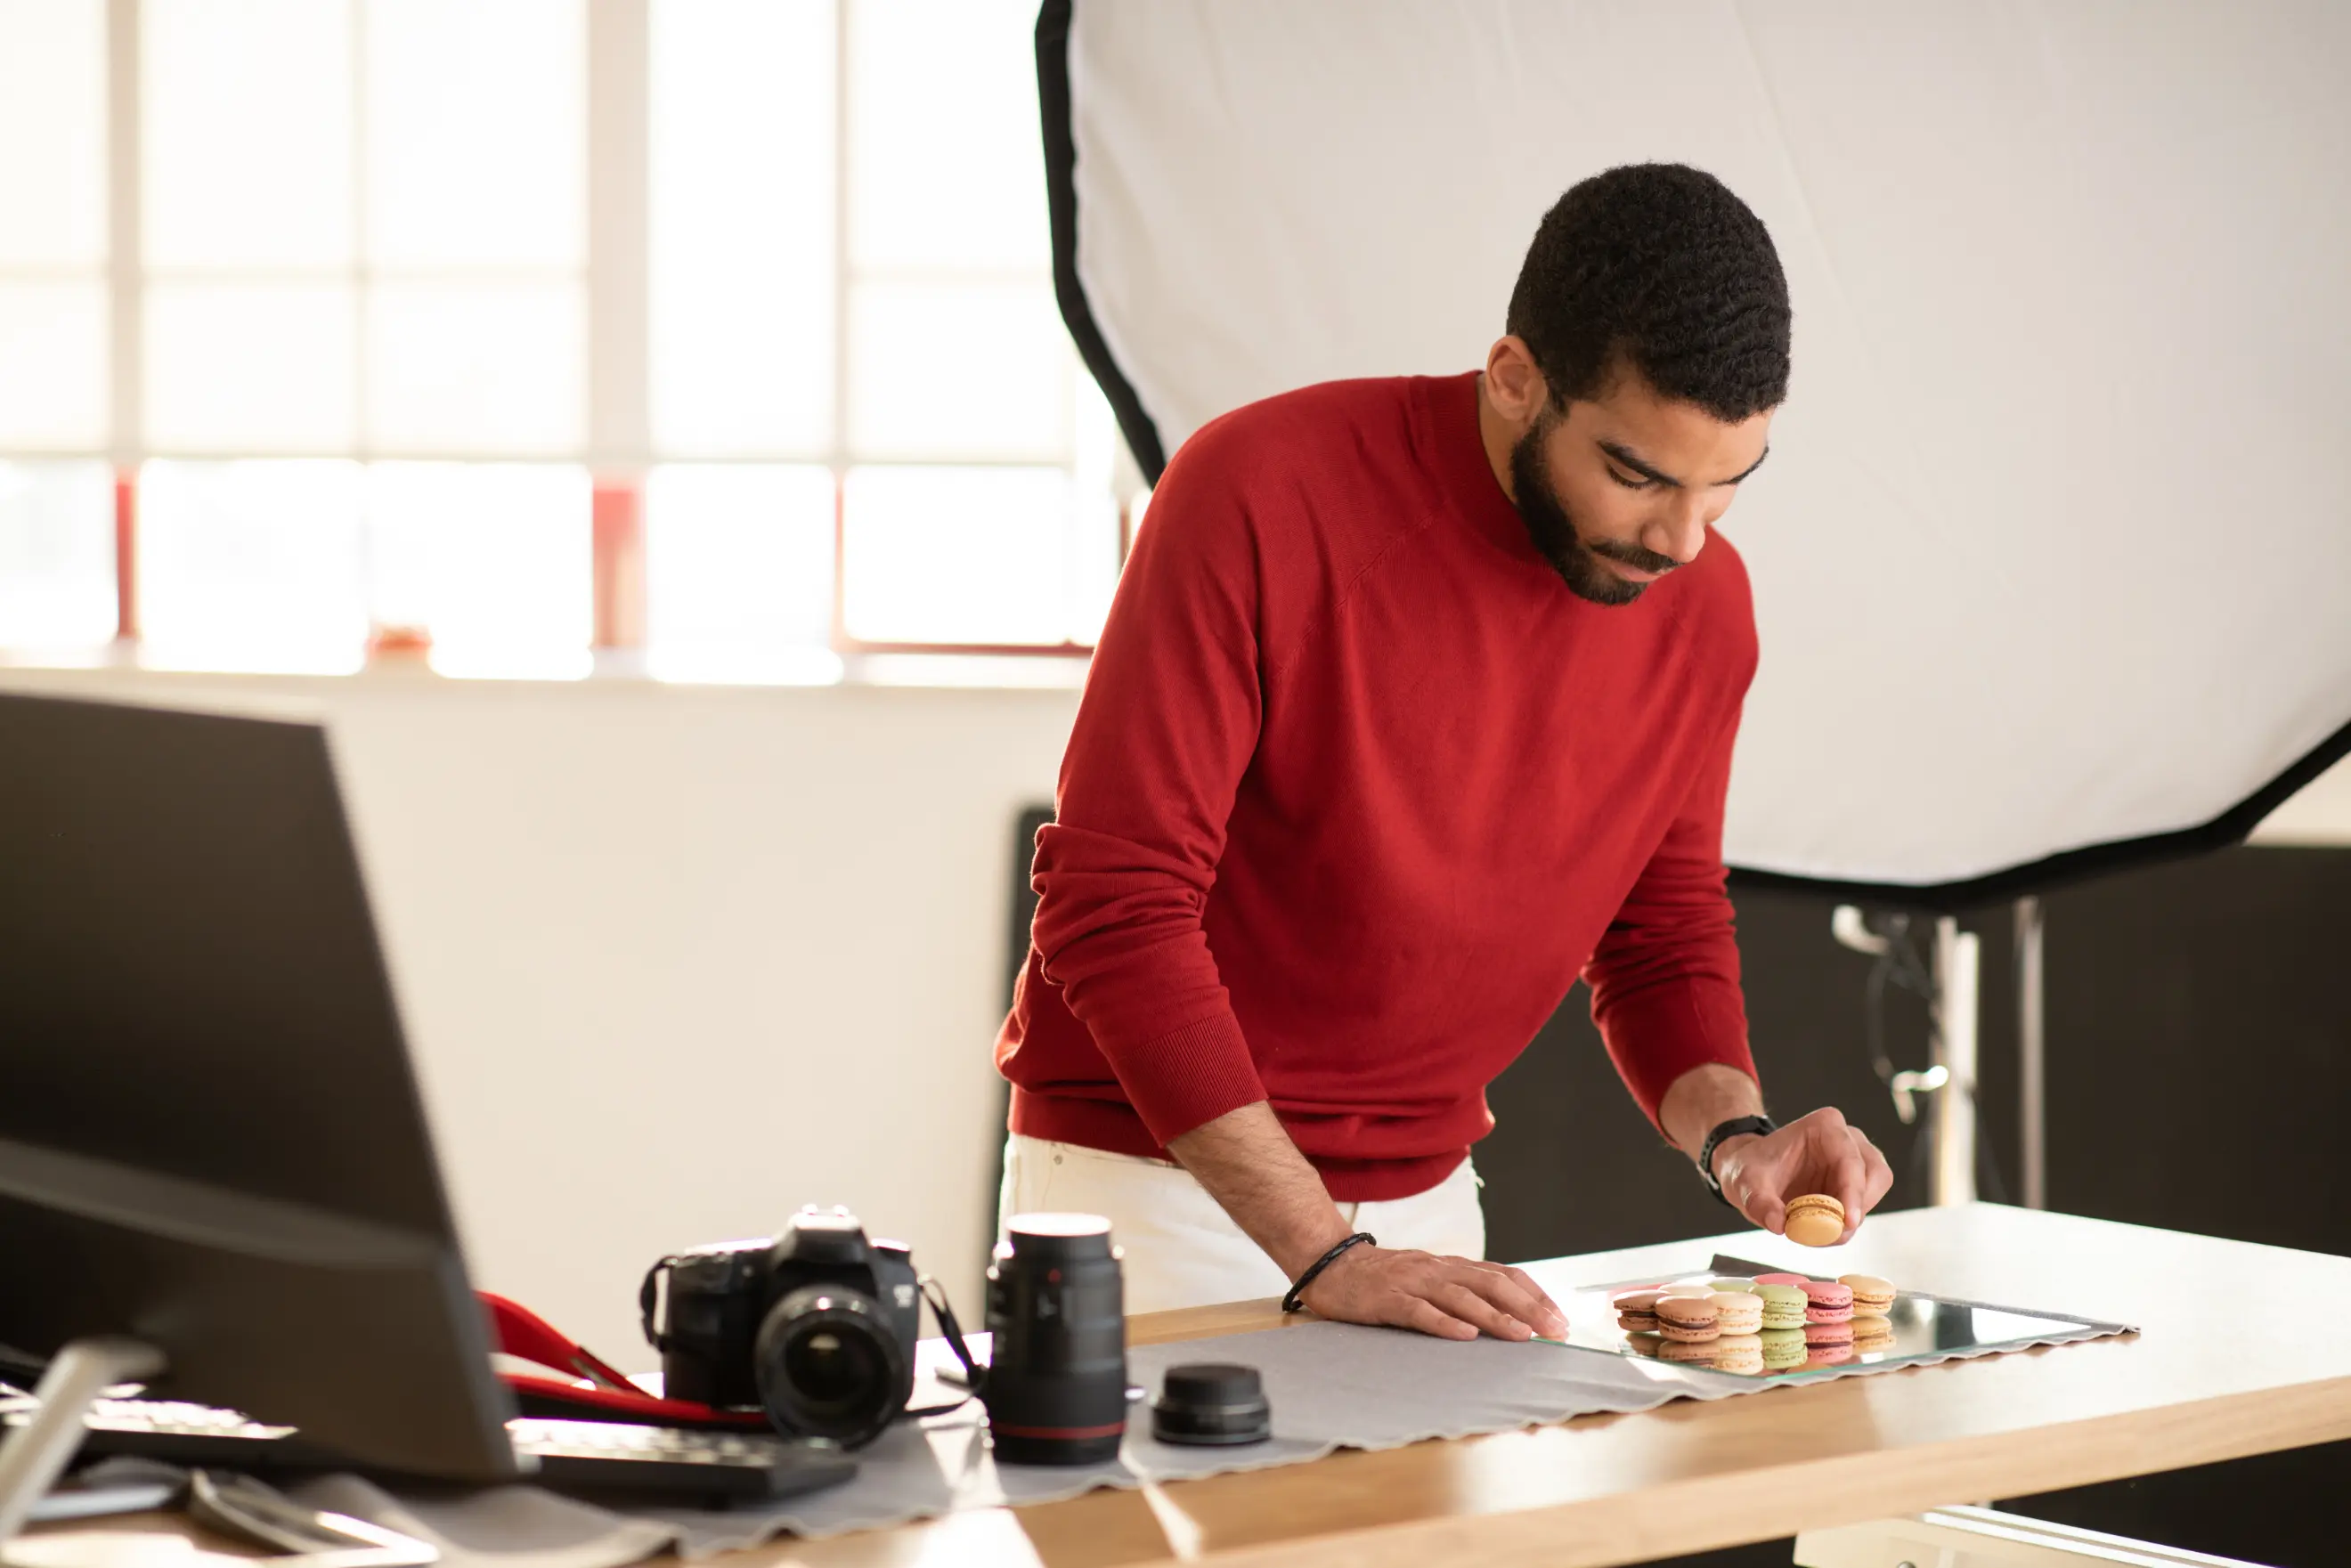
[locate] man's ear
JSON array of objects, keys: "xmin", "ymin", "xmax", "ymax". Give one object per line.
[{"xmin": 1483, "ymin": 337, "xmax": 1550, "ymax": 427}]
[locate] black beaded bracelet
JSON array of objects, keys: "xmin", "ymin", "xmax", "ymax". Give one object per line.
[{"xmin": 1281, "ymin": 1231, "xmax": 1377, "ymax": 1313}]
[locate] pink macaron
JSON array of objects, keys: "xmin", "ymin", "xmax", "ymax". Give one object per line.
[
  {"xmin": 1752, "ymin": 1272, "xmax": 1810, "ymax": 1288},
  {"xmin": 1802, "ymin": 1280, "xmax": 1854, "ymax": 1323},
  {"xmin": 1802, "ymin": 1318, "xmax": 1855, "ymax": 1346}
]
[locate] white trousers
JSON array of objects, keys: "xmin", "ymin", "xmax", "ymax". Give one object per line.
[{"xmin": 996, "ymin": 1133, "xmax": 1485, "ymax": 1316}]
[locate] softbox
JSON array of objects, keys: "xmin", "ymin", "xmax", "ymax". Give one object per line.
[{"xmin": 1038, "ymin": 0, "xmax": 2351, "ymax": 905}]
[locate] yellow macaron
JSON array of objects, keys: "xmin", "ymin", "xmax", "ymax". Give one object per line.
[
  {"xmin": 1840, "ymin": 1274, "xmax": 1896, "ymax": 1314},
  {"xmin": 1783, "ymin": 1193, "xmax": 1846, "ymax": 1247}
]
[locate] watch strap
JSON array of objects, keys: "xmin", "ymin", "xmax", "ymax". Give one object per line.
[{"xmin": 1696, "ymin": 1114, "xmax": 1777, "ymax": 1200}]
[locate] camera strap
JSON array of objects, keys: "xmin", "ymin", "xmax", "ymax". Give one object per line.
[
  {"xmin": 480, "ymin": 1290, "xmax": 770, "ymax": 1429},
  {"xmin": 489, "ymin": 1279, "xmax": 989, "ymax": 1428},
  {"xmin": 903, "ymin": 1276, "xmax": 985, "ymax": 1420}
]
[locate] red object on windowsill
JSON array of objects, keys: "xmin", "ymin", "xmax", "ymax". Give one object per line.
[
  {"xmin": 478, "ymin": 1291, "xmax": 768, "ymax": 1430},
  {"xmin": 366, "ymin": 624, "xmax": 434, "ymax": 660}
]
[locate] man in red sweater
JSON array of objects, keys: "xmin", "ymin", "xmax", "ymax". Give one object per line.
[{"xmin": 997, "ymin": 164, "xmax": 1893, "ymax": 1336}]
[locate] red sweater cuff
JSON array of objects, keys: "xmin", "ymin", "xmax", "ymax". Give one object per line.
[
  {"xmin": 1593, "ymin": 976, "xmax": 1757, "ymax": 1130},
  {"xmin": 1100, "ymin": 1009, "xmax": 1269, "ymax": 1147}
]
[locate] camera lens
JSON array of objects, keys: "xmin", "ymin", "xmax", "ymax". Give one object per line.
[
  {"xmin": 752, "ymin": 1284, "xmax": 911, "ymax": 1450},
  {"xmin": 784, "ymin": 1327, "xmax": 882, "ymax": 1407},
  {"xmin": 983, "ymin": 1213, "xmax": 1127, "ymax": 1466}
]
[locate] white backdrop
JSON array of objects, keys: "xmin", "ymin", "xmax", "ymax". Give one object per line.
[{"xmin": 1048, "ymin": 0, "xmax": 2351, "ymax": 893}]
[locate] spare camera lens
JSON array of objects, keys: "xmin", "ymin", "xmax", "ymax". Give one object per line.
[
  {"xmin": 752, "ymin": 1284, "xmax": 910, "ymax": 1450},
  {"xmin": 982, "ymin": 1213, "xmax": 1127, "ymax": 1466}
]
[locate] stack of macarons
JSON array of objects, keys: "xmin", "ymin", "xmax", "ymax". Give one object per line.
[
  {"xmin": 1610, "ymin": 1280, "xmax": 1772, "ymax": 1371},
  {"xmin": 1617, "ymin": 1271, "xmax": 1902, "ymax": 1372}
]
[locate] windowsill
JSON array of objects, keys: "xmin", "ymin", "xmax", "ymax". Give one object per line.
[{"xmin": 0, "ymin": 641, "xmax": 1092, "ymax": 694}]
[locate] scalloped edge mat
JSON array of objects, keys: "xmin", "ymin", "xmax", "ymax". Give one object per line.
[{"xmin": 623, "ymin": 1252, "xmax": 2134, "ymax": 1556}]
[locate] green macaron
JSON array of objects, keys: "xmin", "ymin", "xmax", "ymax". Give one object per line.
[
  {"xmin": 1759, "ymin": 1327, "xmax": 1808, "ymax": 1370},
  {"xmin": 1757, "ymin": 1283, "xmax": 1810, "ymax": 1331}
]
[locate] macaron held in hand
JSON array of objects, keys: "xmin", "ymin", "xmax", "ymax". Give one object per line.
[
  {"xmin": 1784, "ymin": 1193, "xmax": 1846, "ymax": 1247},
  {"xmin": 1701, "ymin": 1105, "xmax": 1894, "ymax": 1243}
]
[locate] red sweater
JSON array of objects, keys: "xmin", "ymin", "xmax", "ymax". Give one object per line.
[{"xmin": 996, "ymin": 372, "xmax": 1759, "ymax": 1201}]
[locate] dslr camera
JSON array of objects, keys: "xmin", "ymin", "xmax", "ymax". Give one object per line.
[{"xmin": 641, "ymin": 1206, "xmax": 919, "ymax": 1450}]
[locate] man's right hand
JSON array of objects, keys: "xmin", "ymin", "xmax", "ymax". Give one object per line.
[
  {"xmin": 1166, "ymin": 1101, "xmax": 1567, "ymax": 1342},
  {"xmin": 1296, "ymin": 1245, "xmax": 1567, "ymax": 1342}
]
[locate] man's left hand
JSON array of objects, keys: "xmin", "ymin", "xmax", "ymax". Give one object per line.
[{"xmin": 1711, "ymin": 1108, "xmax": 1893, "ymax": 1242}]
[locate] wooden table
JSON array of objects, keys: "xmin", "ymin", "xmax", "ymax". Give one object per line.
[{"xmin": 25, "ymin": 1204, "xmax": 2351, "ymax": 1568}]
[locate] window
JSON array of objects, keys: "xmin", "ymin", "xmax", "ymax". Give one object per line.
[
  {"xmin": 0, "ymin": 0, "xmax": 108, "ymax": 452},
  {"xmin": 647, "ymin": 0, "xmax": 1122, "ymax": 667},
  {"xmin": 0, "ymin": 0, "xmax": 1132, "ymax": 679}
]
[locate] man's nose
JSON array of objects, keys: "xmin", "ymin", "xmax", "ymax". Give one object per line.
[{"xmin": 1651, "ymin": 496, "xmax": 1709, "ymax": 565}]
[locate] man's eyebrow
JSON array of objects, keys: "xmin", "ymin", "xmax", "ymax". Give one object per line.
[{"xmin": 1598, "ymin": 440, "xmax": 1770, "ymax": 488}]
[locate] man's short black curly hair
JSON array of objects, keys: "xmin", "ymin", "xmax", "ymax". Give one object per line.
[{"xmin": 1505, "ymin": 163, "xmax": 1790, "ymax": 422}]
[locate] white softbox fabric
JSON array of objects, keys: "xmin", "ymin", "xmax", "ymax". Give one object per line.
[{"xmin": 1038, "ymin": 0, "xmax": 2351, "ymax": 901}]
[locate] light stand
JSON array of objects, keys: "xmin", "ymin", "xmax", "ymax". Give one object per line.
[
  {"xmin": 2015, "ymin": 896, "xmax": 2047, "ymax": 1210},
  {"xmin": 1929, "ymin": 916, "xmax": 1981, "ymax": 1206}
]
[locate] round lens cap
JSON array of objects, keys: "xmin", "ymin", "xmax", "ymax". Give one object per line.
[
  {"xmin": 1151, "ymin": 1361, "xmax": 1270, "ymax": 1446},
  {"xmin": 1005, "ymin": 1212, "xmax": 1115, "ymax": 1260}
]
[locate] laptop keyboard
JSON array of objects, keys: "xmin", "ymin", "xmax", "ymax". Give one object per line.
[{"xmin": 4, "ymin": 1394, "xmax": 858, "ymax": 1503}]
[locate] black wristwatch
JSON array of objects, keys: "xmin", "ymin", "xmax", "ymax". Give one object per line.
[{"xmin": 1695, "ymin": 1114, "xmax": 1777, "ymax": 1205}]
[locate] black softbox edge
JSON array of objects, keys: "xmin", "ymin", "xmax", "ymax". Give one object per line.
[
  {"xmin": 1033, "ymin": 4, "xmax": 2351, "ymax": 908},
  {"xmin": 1724, "ymin": 714, "xmax": 2351, "ymax": 913},
  {"xmin": 1037, "ymin": 0, "xmax": 1168, "ymax": 482}
]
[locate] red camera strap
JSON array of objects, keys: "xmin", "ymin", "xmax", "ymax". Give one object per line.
[{"xmin": 477, "ymin": 1291, "xmax": 769, "ymax": 1430}]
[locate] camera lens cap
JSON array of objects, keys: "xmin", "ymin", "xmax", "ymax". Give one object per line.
[{"xmin": 1151, "ymin": 1362, "xmax": 1271, "ymax": 1446}]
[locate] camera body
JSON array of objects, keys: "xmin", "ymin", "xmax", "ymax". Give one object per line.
[{"xmin": 647, "ymin": 1206, "xmax": 919, "ymax": 1449}]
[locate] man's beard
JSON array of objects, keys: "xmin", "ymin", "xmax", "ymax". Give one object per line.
[{"xmin": 1509, "ymin": 411, "xmax": 1681, "ymax": 606}]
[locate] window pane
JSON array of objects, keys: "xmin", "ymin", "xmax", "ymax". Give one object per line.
[
  {"xmin": 842, "ymin": 466, "xmax": 1071, "ymax": 645},
  {"xmin": 848, "ymin": 0, "xmax": 1046, "ymax": 271},
  {"xmin": 0, "ymin": 0, "xmax": 106, "ymax": 267},
  {"xmin": 143, "ymin": 0, "xmax": 354, "ymax": 268},
  {"xmin": 1068, "ymin": 371, "xmax": 1121, "ymax": 642},
  {"xmin": 0, "ymin": 461, "xmax": 115, "ymax": 649},
  {"xmin": 0, "ymin": 282, "xmax": 108, "ymax": 449},
  {"xmin": 649, "ymin": 0, "xmax": 834, "ymax": 458},
  {"xmin": 365, "ymin": 281, "xmax": 585, "ymax": 455},
  {"xmin": 138, "ymin": 459, "xmax": 366, "ymax": 673},
  {"xmin": 365, "ymin": 0, "xmax": 585, "ymax": 268},
  {"xmin": 146, "ymin": 282, "xmax": 356, "ymax": 452},
  {"xmin": 645, "ymin": 464, "xmax": 837, "ymax": 681},
  {"xmin": 366, "ymin": 462, "xmax": 590, "ymax": 679},
  {"xmin": 848, "ymin": 280, "xmax": 1070, "ymax": 460}
]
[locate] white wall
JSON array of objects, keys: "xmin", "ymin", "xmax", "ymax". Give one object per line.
[
  {"xmin": 0, "ymin": 664, "xmax": 1080, "ymax": 1370},
  {"xmin": 2, "ymin": 661, "xmax": 2342, "ymax": 1377}
]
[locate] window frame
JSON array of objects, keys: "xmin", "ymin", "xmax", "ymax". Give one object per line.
[{"xmin": 7, "ymin": 0, "xmax": 1126, "ymax": 672}]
